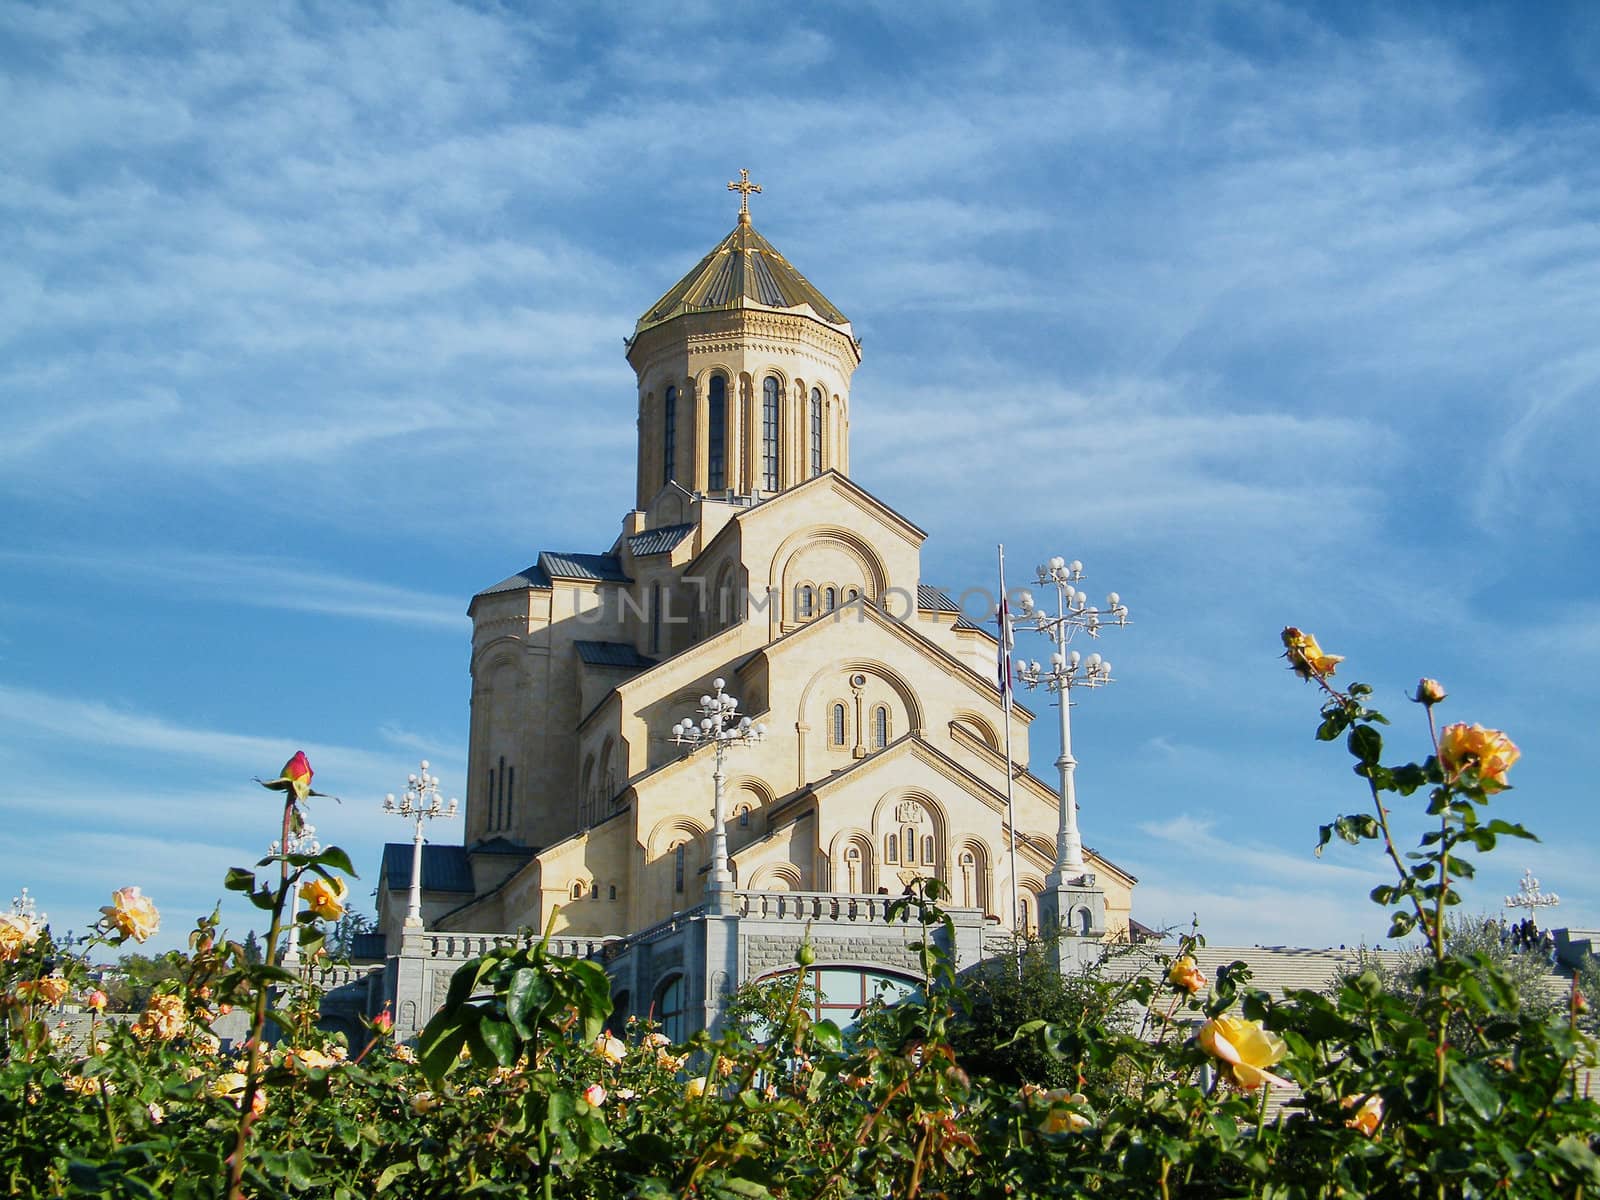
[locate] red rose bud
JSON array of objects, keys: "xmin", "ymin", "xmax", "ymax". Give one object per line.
[{"xmin": 261, "ymin": 751, "xmax": 314, "ymax": 801}]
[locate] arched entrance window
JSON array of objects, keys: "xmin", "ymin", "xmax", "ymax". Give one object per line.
[
  {"xmin": 656, "ymin": 975, "xmax": 686, "ymax": 1042},
  {"xmin": 707, "ymin": 375, "xmax": 727, "ymax": 491},
  {"xmin": 844, "ymin": 844, "xmax": 861, "ymax": 892},
  {"xmin": 762, "ymin": 376, "xmax": 781, "ymax": 491}
]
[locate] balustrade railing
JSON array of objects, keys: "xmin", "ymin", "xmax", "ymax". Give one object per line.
[{"xmin": 415, "ymin": 931, "xmax": 619, "ymax": 961}]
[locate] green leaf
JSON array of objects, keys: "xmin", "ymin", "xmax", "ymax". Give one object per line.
[
  {"xmin": 810, "ymin": 1019, "xmax": 843, "ymax": 1052},
  {"xmin": 417, "ymin": 1014, "xmax": 469, "ymax": 1085},
  {"xmin": 504, "ymin": 967, "xmax": 549, "ymax": 1040},
  {"xmin": 313, "ymin": 846, "xmax": 358, "ymax": 876},
  {"xmin": 476, "ymin": 1015, "xmax": 517, "ymax": 1065},
  {"xmin": 1447, "ymin": 1061, "xmax": 1502, "ymax": 1122},
  {"xmin": 1388, "ymin": 910, "xmax": 1416, "ymax": 938},
  {"xmin": 1553, "ymin": 1137, "xmax": 1600, "ymax": 1181},
  {"xmin": 224, "ymin": 867, "xmax": 256, "ymax": 893},
  {"xmin": 375, "ymin": 1163, "xmax": 414, "ymax": 1192}
]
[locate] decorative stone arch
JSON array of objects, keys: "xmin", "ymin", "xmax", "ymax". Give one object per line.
[
  {"xmin": 949, "ymin": 710, "xmax": 1001, "ymax": 753},
  {"xmin": 648, "ymin": 814, "xmax": 709, "ymax": 856},
  {"xmin": 768, "ymin": 525, "xmax": 889, "ymax": 618},
  {"xmin": 468, "ymin": 638, "xmax": 524, "ymax": 676},
  {"xmin": 1018, "ymin": 875, "xmax": 1047, "ymax": 935},
  {"xmin": 954, "ymin": 838, "xmax": 991, "ymax": 913},
  {"xmin": 796, "ymin": 659, "xmax": 926, "ymax": 746},
  {"xmin": 827, "ymin": 828, "xmax": 874, "ymax": 894},
  {"xmin": 869, "ymin": 790, "xmax": 948, "ymax": 884},
  {"xmin": 749, "ymin": 862, "xmax": 802, "ymax": 892}
]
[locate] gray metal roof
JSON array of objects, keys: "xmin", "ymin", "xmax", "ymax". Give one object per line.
[
  {"xmin": 381, "ymin": 843, "xmax": 475, "ymax": 893},
  {"xmin": 576, "ymin": 640, "xmax": 658, "ymax": 669},
  {"xmin": 627, "ymin": 523, "xmax": 695, "ymax": 557},
  {"xmin": 919, "ymin": 584, "xmax": 984, "ymax": 631},
  {"xmin": 476, "ymin": 562, "xmax": 553, "ymax": 597},
  {"xmin": 539, "ymin": 551, "xmax": 631, "ymax": 583}
]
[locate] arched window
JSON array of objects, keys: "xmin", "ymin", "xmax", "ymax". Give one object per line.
[
  {"xmin": 608, "ymin": 884, "xmax": 617, "ymax": 900},
  {"xmin": 707, "ymin": 375, "xmax": 727, "ymax": 491},
  {"xmin": 657, "ymin": 975, "xmax": 686, "ymax": 1043},
  {"xmin": 846, "ymin": 587, "xmax": 860, "ymax": 604},
  {"xmin": 651, "ymin": 582, "xmax": 663, "ymax": 655},
  {"xmin": 591, "ymin": 882, "xmax": 600, "ymax": 899},
  {"xmin": 663, "ymin": 385, "xmax": 677, "ymax": 483},
  {"xmin": 872, "ymin": 706, "xmax": 889, "ymax": 749},
  {"xmin": 571, "ymin": 881, "xmax": 585, "ymax": 901},
  {"xmin": 902, "ymin": 827, "xmax": 915, "ymax": 865},
  {"xmin": 844, "ymin": 844, "xmax": 862, "ymax": 891},
  {"xmin": 673, "ymin": 843, "xmax": 686, "ymax": 893},
  {"xmin": 797, "ymin": 584, "xmax": 814, "ymax": 618},
  {"xmin": 922, "ymin": 835, "xmax": 935, "ymax": 865},
  {"xmin": 831, "ymin": 703, "xmax": 847, "ymax": 746},
  {"xmin": 885, "ymin": 834, "xmax": 898, "ymax": 864},
  {"xmin": 762, "ymin": 376, "xmax": 780, "ymax": 492},
  {"xmin": 810, "ymin": 387, "xmax": 823, "ymax": 477},
  {"xmin": 824, "ymin": 586, "xmax": 837, "ymax": 612},
  {"xmin": 737, "ymin": 805, "xmax": 750, "ymax": 828},
  {"xmin": 505, "ymin": 765, "xmax": 514, "ymax": 829},
  {"xmin": 497, "ymin": 756, "xmax": 506, "ymax": 829}
]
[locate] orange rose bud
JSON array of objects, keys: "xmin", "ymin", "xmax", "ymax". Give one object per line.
[
  {"xmin": 1413, "ymin": 678, "xmax": 1447, "ymax": 706},
  {"xmin": 1167, "ymin": 955, "xmax": 1207, "ymax": 994},
  {"xmin": 86, "ymin": 990, "xmax": 108, "ymax": 1012},
  {"xmin": 274, "ymin": 751, "xmax": 314, "ymax": 800},
  {"xmin": 1281, "ymin": 627, "xmax": 1343, "ymax": 681}
]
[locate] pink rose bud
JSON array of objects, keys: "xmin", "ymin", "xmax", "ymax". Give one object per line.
[
  {"xmin": 582, "ymin": 1083, "xmax": 606, "ymax": 1107},
  {"xmin": 86, "ymin": 990, "xmax": 108, "ymax": 1012}
]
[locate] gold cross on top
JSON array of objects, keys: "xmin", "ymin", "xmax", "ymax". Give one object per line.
[{"xmin": 728, "ymin": 168, "xmax": 762, "ymax": 222}]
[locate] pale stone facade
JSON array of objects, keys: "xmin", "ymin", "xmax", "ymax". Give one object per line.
[{"xmin": 369, "ymin": 196, "xmax": 1138, "ymax": 1040}]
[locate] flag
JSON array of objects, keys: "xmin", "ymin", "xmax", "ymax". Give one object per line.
[{"xmin": 996, "ymin": 595, "xmax": 1013, "ymax": 697}]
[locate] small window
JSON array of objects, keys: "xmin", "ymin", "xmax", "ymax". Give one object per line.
[
  {"xmin": 663, "ymin": 385, "xmax": 677, "ymax": 483},
  {"xmin": 902, "ymin": 827, "xmax": 915, "ymax": 864},
  {"xmin": 651, "ymin": 582, "xmax": 663, "ymax": 655},
  {"xmin": 571, "ymin": 881, "xmax": 585, "ymax": 901},
  {"xmin": 922, "ymin": 836, "xmax": 935, "ymax": 865},
  {"xmin": 872, "ymin": 706, "xmax": 889, "ymax": 749},
  {"xmin": 831, "ymin": 703, "xmax": 846, "ymax": 746},
  {"xmin": 960, "ymin": 851, "xmax": 975, "ymax": 868},
  {"xmin": 737, "ymin": 806, "xmax": 750, "ymax": 828},
  {"xmin": 824, "ymin": 586, "xmax": 837, "ymax": 612},
  {"xmin": 591, "ymin": 882, "xmax": 600, "ymax": 899},
  {"xmin": 846, "ymin": 587, "xmax": 860, "ymax": 603},
  {"xmin": 845, "ymin": 845, "xmax": 861, "ymax": 861},
  {"xmin": 707, "ymin": 375, "xmax": 727, "ymax": 491},
  {"xmin": 810, "ymin": 387, "xmax": 823, "ymax": 477},
  {"xmin": 505, "ymin": 766, "xmax": 514, "ymax": 828},
  {"xmin": 885, "ymin": 835, "xmax": 898, "ymax": 864},
  {"xmin": 798, "ymin": 585, "xmax": 814, "ymax": 618},
  {"xmin": 608, "ymin": 884, "xmax": 617, "ymax": 900},
  {"xmin": 762, "ymin": 376, "xmax": 781, "ymax": 492},
  {"xmin": 674, "ymin": 843, "xmax": 686, "ymax": 893}
]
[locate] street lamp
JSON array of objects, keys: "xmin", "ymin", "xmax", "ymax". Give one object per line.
[
  {"xmin": 671, "ymin": 677, "xmax": 766, "ymax": 910},
  {"xmin": 384, "ymin": 760, "xmax": 458, "ymax": 929},
  {"xmin": 1012, "ymin": 555, "xmax": 1129, "ymax": 887},
  {"xmin": 1505, "ymin": 868, "xmax": 1560, "ymax": 927}
]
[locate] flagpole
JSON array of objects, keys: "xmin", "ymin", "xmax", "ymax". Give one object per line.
[{"xmin": 998, "ymin": 544, "xmax": 1021, "ymax": 945}]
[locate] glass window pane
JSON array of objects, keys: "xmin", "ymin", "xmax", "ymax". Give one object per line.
[{"xmin": 819, "ymin": 969, "xmax": 862, "ymax": 1006}]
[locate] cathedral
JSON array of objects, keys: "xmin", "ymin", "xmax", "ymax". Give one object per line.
[{"xmin": 367, "ymin": 179, "xmax": 1137, "ymax": 1040}]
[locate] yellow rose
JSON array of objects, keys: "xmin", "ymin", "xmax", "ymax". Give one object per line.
[
  {"xmin": 1167, "ymin": 955, "xmax": 1207, "ymax": 995},
  {"xmin": 594, "ymin": 1034, "xmax": 627, "ymax": 1064},
  {"xmin": 298, "ymin": 876, "xmax": 348, "ymax": 922},
  {"xmin": 1438, "ymin": 723, "xmax": 1519, "ymax": 793},
  {"xmin": 410, "ymin": 1091, "xmax": 440, "ymax": 1115},
  {"xmin": 208, "ymin": 1073, "xmax": 267, "ymax": 1115},
  {"xmin": 133, "ymin": 993, "xmax": 186, "ymax": 1042},
  {"xmin": 1037, "ymin": 1090, "xmax": 1092, "ymax": 1134},
  {"xmin": 684, "ymin": 1076, "xmax": 707, "ymax": 1099},
  {"xmin": 1281, "ymin": 627, "xmax": 1343, "ymax": 681},
  {"xmin": 17, "ymin": 975, "xmax": 70, "ymax": 1006},
  {"xmin": 0, "ymin": 912, "xmax": 42, "ymax": 962},
  {"xmin": 285, "ymin": 1046, "xmax": 338, "ymax": 1072},
  {"xmin": 1343, "ymin": 1093, "xmax": 1383, "ymax": 1137},
  {"xmin": 1198, "ymin": 1015, "xmax": 1289, "ymax": 1090},
  {"xmin": 100, "ymin": 886, "xmax": 160, "ymax": 943}
]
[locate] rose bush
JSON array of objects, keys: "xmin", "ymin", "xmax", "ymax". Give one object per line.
[{"xmin": 1, "ymin": 657, "xmax": 1598, "ymax": 1198}]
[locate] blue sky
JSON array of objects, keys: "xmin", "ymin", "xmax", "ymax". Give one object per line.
[{"xmin": 4, "ymin": 1, "xmax": 1598, "ymax": 953}]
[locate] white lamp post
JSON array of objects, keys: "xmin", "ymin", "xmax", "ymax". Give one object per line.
[
  {"xmin": 671, "ymin": 678, "xmax": 766, "ymax": 912},
  {"xmin": 1013, "ymin": 556, "xmax": 1129, "ymax": 887},
  {"xmin": 267, "ymin": 822, "xmax": 321, "ymax": 966},
  {"xmin": 1505, "ymin": 868, "xmax": 1560, "ymax": 927},
  {"xmin": 384, "ymin": 760, "xmax": 458, "ymax": 929}
]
